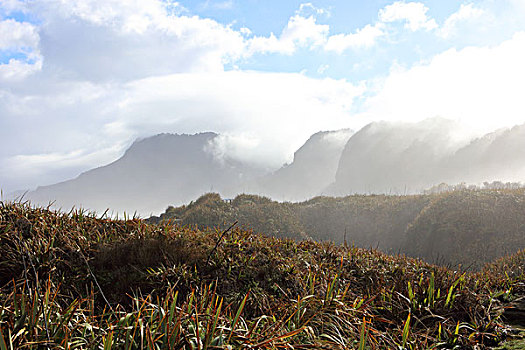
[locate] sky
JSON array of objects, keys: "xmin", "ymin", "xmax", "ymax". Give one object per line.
[{"xmin": 1, "ymin": 0, "xmax": 525, "ymax": 193}]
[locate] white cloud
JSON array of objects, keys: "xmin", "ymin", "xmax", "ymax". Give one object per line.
[
  {"xmin": 438, "ymin": 3, "xmax": 486, "ymax": 39},
  {"xmin": 113, "ymin": 71, "xmax": 363, "ymax": 168},
  {"xmin": 0, "ymin": 19, "xmax": 42, "ymax": 80},
  {"xmin": 0, "ymin": 58, "xmax": 42, "ymax": 80},
  {"xmin": 298, "ymin": 3, "xmax": 329, "ymax": 17},
  {"xmin": 323, "ymin": 1, "xmax": 441, "ymax": 54},
  {"xmin": 2, "ymin": 0, "xmax": 525, "ymax": 194},
  {"xmin": 0, "ymin": 19, "xmax": 39, "ymax": 49},
  {"xmin": 239, "ymin": 27, "xmax": 251, "ymax": 36},
  {"xmin": 13, "ymin": 0, "xmax": 246, "ymax": 81},
  {"xmin": 317, "ymin": 64, "xmax": 329, "ymax": 74},
  {"xmin": 247, "ymin": 14, "xmax": 329, "ymax": 55},
  {"xmin": 39, "ymin": 0, "xmax": 185, "ymax": 33},
  {"xmin": 325, "ymin": 24, "xmax": 384, "ymax": 53},
  {"xmin": 282, "ymin": 14, "xmax": 328, "ymax": 48},
  {"xmin": 0, "ymin": 0, "xmax": 25, "ymax": 14},
  {"xmin": 379, "ymin": 1, "xmax": 437, "ymax": 31},
  {"xmin": 360, "ymin": 32, "xmax": 525, "ymax": 135},
  {"xmin": 0, "ymin": 69, "xmax": 363, "ymax": 191}
]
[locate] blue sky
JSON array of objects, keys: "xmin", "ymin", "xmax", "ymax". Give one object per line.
[
  {"xmin": 174, "ymin": 0, "xmax": 498, "ymax": 80},
  {"xmin": 1, "ymin": 0, "xmax": 525, "ymax": 193}
]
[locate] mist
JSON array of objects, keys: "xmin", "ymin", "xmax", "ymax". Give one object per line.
[
  {"xmin": 15, "ymin": 117, "xmax": 525, "ymax": 216},
  {"xmin": 328, "ymin": 118, "xmax": 525, "ymax": 195}
]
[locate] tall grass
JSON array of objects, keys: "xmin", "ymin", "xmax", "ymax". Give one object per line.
[{"xmin": 0, "ymin": 201, "xmax": 523, "ymax": 348}]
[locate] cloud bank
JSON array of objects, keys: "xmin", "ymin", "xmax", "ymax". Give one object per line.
[{"xmin": 1, "ymin": 0, "xmax": 525, "ymax": 194}]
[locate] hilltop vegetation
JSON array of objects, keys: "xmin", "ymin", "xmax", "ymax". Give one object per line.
[
  {"xmin": 152, "ymin": 188, "xmax": 525, "ymax": 269},
  {"xmin": 0, "ymin": 201, "xmax": 524, "ymax": 348}
]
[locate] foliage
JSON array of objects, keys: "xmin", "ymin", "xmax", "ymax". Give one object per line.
[
  {"xmin": 0, "ymin": 201, "xmax": 524, "ymax": 348},
  {"xmin": 404, "ymin": 189, "xmax": 525, "ymax": 269},
  {"xmin": 153, "ymin": 189, "xmax": 525, "ymax": 269}
]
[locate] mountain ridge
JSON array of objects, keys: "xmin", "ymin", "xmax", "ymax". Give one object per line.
[{"xmin": 23, "ymin": 118, "xmax": 525, "ymax": 215}]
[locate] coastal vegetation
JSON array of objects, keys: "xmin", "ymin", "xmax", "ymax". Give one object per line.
[
  {"xmin": 1, "ymin": 200, "xmax": 524, "ymax": 348},
  {"xmin": 152, "ymin": 187, "xmax": 525, "ymax": 269}
]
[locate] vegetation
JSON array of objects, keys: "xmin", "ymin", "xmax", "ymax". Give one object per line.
[
  {"xmin": 404, "ymin": 189, "xmax": 525, "ymax": 269},
  {"xmin": 152, "ymin": 188, "xmax": 525, "ymax": 269},
  {"xmin": 152, "ymin": 193, "xmax": 306, "ymax": 240},
  {"xmin": 1, "ymin": 201, "xmax": 524, "ymax": 348}
]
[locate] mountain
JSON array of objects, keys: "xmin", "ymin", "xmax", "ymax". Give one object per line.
[
  {"xmin": 27, "ymin": 132, "xmax": 257, "ymax": 215},
  {"xmin": 26, "ymin": 129, "xmax": 353, "ymax": 214},
  {"xmin": 328, "ymin": 118, "xmax": 462, "ymax": 195},
  {"xmin": 255, "ymin": 129, "xmax": 353, "ymax": 201},
  {"xmin": 24, "ymin": 120, "xmax": 525, "ymax": 216},
  {"xmin": 443, "ymin": 123, "xmax": 525, "ymax": 184},
  {"xmin": 328, "ymin": 119, "xmax": 525, "ymax": 196}
]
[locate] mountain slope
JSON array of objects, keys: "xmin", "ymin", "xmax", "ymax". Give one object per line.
[
  {"xmin": 27, "ymin": 132, "xmax": 256, "ymax": 215},
  {"xmin": 403, "ymin": 188, "xmax": 525, "ymax": 269},
  {"xmin": 444, "ymin": 123, "xmax": 525, "ymax": 184},
  {"xmin": 328, "ymin": 118, "xmax": 462, "ymax": 195}
]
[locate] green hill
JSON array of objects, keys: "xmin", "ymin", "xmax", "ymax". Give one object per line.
[
  {"xmin": 1, "ymin": 201, "xmax": 524, "ymax": 348},
  {"xmin": 152, "ymin": 189, "xmax": 525, "ymax": 269},
  {"xmin": 404, "ymin": 189, "xmax": 525, "ymax": 269}
]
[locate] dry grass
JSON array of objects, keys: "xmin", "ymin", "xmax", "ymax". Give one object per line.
[{"xmin": 0, "ymin": 201, "xmax": 523, "ymax": 349}]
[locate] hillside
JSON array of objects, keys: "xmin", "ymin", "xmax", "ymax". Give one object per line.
[
  {"xmin": 153, "ymin": 188, "xmax": 525, "ymax": 269},
  {"xmin": 151, "ymin": 193, "xmax": 307, "ymax": 240},
  {"xmin": 404, "ymin": 189, "xmax": 525, "ymax": 269},
  {"xmin": 328, "ymin": 118, "xmax": 460, "ymax": 195},
  {"xmin": 1, "ymin": 201, "xmax": 524, "ymax": 348}
]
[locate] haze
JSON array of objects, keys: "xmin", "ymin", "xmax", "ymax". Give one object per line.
[{"xmin": 1, "ymin": 0, "xmax": 525, "ymax": 214}]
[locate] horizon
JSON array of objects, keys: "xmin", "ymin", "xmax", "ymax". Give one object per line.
[{"xmin": 1, "ymin": 0, "xmax": 525, "ymax": 196}]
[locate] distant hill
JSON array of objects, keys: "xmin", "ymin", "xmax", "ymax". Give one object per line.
[
  {"xmin": 255, "ymin": 129, "xmax": 353, "ymax": 201},
  {"xmin": 443, "ymin": 123, "xmax": 525, "ymax": 184},
  {"xmin": 25, "ymin": 129, "xmax": 353, "ymax": 215},
  {"xmin": 152, "ymin": 188, "xmax": 525, "ymax": 269},
  {"xmin": 27, "ymin": 132, "xmax": 258, "ymax": 215},
  {"xmin": 152, "ymin": 192, "xmax": 306, "ymax": 240},
  {"xmin": 403, "ymin": 188, "xmax": 525, "ymax": 269}
]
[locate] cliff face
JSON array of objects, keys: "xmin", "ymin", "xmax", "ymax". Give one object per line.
[
  {"xmin": 329, "ymin": 118, "xmax": 460, "ymax": 195},
  {"xmin": 257, "ymin": 129, "xmax": 353, "ymax": 201},
  {"xmin": 328, "ymin": 119, "xmax": 525, "ymax": 196},
  {"xmin": 443, "ymin": 123, "xmax": 525, "ymax": 184}
]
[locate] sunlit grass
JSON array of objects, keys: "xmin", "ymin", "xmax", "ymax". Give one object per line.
[{"xmin": 0, "ymin": 201, "xmax": 523, "ymax": 348}]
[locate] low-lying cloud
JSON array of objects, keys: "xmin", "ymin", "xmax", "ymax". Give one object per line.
[
  {"xmin": 1, "ymin": 0, "xmax": 525, "ymax": 194},
  {"xmin": 359, "ymin": 32, "xmax": 525, "ymax": 135}
]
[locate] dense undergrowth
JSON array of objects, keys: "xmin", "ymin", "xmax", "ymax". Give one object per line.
[
  {"xmin": 151, "ymin": 189, "xmax": 525, "ymax": 269},
  {"xmin": 0, "ymin": 201, "xmax": 524, "ymax": 349}
]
